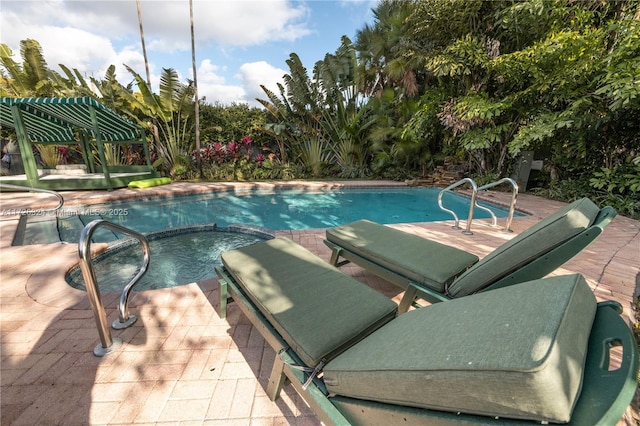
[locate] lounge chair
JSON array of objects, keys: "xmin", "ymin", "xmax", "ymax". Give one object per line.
[
  {"xmin": 324, "ymin": 197, "xmax": 616, "ymax": 312},
  {"xmin": 215, "ymin": 237, "xmax": 637, "ymax": 425}
]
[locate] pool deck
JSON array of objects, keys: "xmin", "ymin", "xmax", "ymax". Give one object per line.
[{"xmin": 1, "ymin": 180, "xmax": 638, "ymax": 425}]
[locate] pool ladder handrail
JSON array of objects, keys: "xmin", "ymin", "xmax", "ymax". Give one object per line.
[
  {"xmin": 437, "ymin": 178, "xmax": 478, "ymax": 235},
  {"xmin": 1, "ymin": 183, "xmax": 65, "ymax": 244},
  {"xmin": 0, "ymin": 183, "xmax": 65, "ymax": 212},
  {"xmin": 438, "ymin": 177, "xmax": 518, "ymax": 235},
  {"xmin": 78, "ymin": 219, "xmax": 150, "ymax": 357},
  {"xmin": 476, "ymin": 177, "xmax": 518, "ymax": 233}
]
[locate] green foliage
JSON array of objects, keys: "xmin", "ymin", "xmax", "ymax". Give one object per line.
[
  {"xmin": 590, "ymin": 159, "xmax": 640, "ymax": 194},
  {"xmin": 125, "ymin": 66, "xmax": 195, "ymax": 173},
  {"xmin": 188, "ymin": 134, "xmax": 306, "ymax": 182},
  {"xmin": 258, "ymin": 39, "xmax": 375, "ymax": 176},
  {"xmin": 381, "ymin": 0, "xmax": 640, "ymax": 188},
  {"xmin": 595, "ymin": 18, "xmax": 640, "ymax": 111},
  {"xmin": 200, "ymin": 102, "xmax": 268, "ymax": 144},
  {"xmin": 198, "ymin": 156, "xmax": 301, "ymax": 182},
  {"xmin": 534, "ymin": 166, "xmax": 640, "ymax": 220},
  {"xmin": 299, "ymin": 135, "xmax": 330, "ymax": 177},
  {"xmin": 34, "ymin": 144, "xmax": 61, "ymax": 167},
  {"xmin": 428, "ymin": 35, "xmax": 489, "ymax": 78},
  {"xmin": 4, "ymin": 0, "xmax": 639, "ymax": 207},
  {"xmin": 0, "ymin": 39, "xmax": 93, "ymax": 98}
]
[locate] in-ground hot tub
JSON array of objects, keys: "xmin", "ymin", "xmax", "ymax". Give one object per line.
[{"xmin": 65, "ymin": 224, "xmax": 273, "ymax": 292}]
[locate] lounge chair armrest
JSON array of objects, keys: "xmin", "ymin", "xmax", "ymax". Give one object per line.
[
  {"xmin": 598, "ymin": 299, "xmax": 623, "ymax": 315},
  {"xmin": 593, "ymin": 205, "xmax": 617, "ymax": 229},
  {"xmin": 568, "ymin": 302, "xmax": 639, "ymax": 425}
]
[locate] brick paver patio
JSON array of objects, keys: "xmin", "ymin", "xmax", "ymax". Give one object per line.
[{"xmin": 1, "ymin": 181, "xmax": 638, "ymax": 425}]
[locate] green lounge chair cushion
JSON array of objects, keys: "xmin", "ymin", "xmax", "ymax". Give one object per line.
[
  {"xmin": 323, "ymin": 274, "xmax": 597, "ymax": 423},
  {"xmin": 326, "ymin": 220, "xmax": 479, "ymax": 292},
  {"xmin": 449, "ymin": 197, "xmax": 600, "ymax": 297},
  {"xmin": 221, "ymin": 237, "xmax": 398, "ymax": 367},
  {"xmin": 128, "ymin": 177, "xmax": 171, "ymax": 188}
]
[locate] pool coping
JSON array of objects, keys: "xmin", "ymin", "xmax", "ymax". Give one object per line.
[
  {"xmin": 4, "ymin": 180, "xmax": 528, "ymax": 310},
  {"xmin": 1, "ymin": 181, "xmax": 412, "ymax": 310},
  {"xmin": 1, "ymin": 180, "xmax": 637, "ymax": 308}
]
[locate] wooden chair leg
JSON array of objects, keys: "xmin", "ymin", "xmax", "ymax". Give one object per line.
[
  {"xmin": 329, "ymin": 247, "xmax": 341, "ymax": 266},
  {"xmin": 217, "ymin": 278, "xmax": 228, "ymax": 319},
  {"xmin": 266, "ymin": 355, "xmax": 287, "ymax": 401},
  {"xmin": 398, "ymin": 285, "xmax": 418, "ymax": 314}
]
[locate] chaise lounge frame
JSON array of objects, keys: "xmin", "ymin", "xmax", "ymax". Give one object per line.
[
  {"xmin": 216, "ymin": 262, "xmax": 638, "ymax": 425},
  {"xmin": 325, "ymin": 199, "xmax": 616, "ymax": 312}
]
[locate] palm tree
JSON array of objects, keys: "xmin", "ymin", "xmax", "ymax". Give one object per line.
[
  {"xmin": 355, "ymin": 0, "xmax": 416, "ymax": 97},
  {"xmin": 189, "ymin": 0, "xmax": 201, "ymax": 172},
  {"xmin": 125, "ymin": 66, "xmax": 195, "ymax": 173},
  {"xmin": 134, "ymin": 0, "xmax": 162, "ymax": 153},
  {"xmin": 0, "ymin": 39, "xmax": 65, "ymax": 97},
  {"xmin": 135, "ymin": 0, "xmax": 152, "ymax": 87}
]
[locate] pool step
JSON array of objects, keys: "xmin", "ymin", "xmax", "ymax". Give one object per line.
[
  {"xmin": 58, "ymin": 215, "xmax": 120, "ymax": 244},
  {"xmin": 14, "ymin": 214, "xmax": 122, "ymax": 246},
  {"xmin": 16, "ymin": 215, "xmax": 60, "ymax": 245}
]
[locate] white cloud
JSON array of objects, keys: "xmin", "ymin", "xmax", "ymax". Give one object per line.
[
  {"xmin": 197, "ymin": 59, "xmax": 226, "ymax": 85},
  {"xmin": 1, "ymin": 0, "xmax": 367, "ymax": 108},
  {"xmin": 191, "ymin": 1, "xmax": 311, "ymax": 46},
  {"xmin": 237, "ymin": 61, "xmax": 286, "ymax": 103},
  {"xmin": 193, "ymin": 59, "xmax": 285, "ymax": 106},
  {"xmin": 203, "ymin": 84, "xmax": 247, "ymax": 106},
  {"xmin": 2, "ymin": 0, "xmax": 312, "ymax": 54},
  {"xmin": 195, "ymin": 59, "xmax": 244, "ymax": 105},
  {"xmin": 1, "ymin": 18, "xmax": 117, "ymax": 77},
  {"xmin": 107, "ymin": 46, "xmax": 148, "ymax": 84},
  {"xmin": 75, "ymin": 0, "xmax": 313, "ymax": 52}
]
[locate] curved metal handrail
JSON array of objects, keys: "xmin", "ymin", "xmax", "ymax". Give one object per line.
[
  {"xmin": 437, "ymin": 178, "xmax": 478, "ymax": 235},
  {"xmin": 0, "ymin": 183, "xmax": 64, "ymax": 213},
  {"xmin": 476, "ymin": 178, "xmax": 518, "ymax": 232},
  {"xmin": 78, "ymin": 219, "xmax": 150, "ymax": 356}
]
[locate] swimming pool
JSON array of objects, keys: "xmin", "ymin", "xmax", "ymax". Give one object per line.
[
  {"xmin": 59, "ymin": 186, "xmax": 517, "ymax": 293},
  {"xmin": 65, "ymin": 224, "xmax": 273, "ymax": 292},
  {"xmin": 45, "ymin": 187, "xmax": 517, "ymax": 245}
]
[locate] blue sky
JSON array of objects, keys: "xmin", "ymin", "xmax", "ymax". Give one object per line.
[{"xmin": 0, "ymin": 0, "xmax": 377, "ymax": 107}]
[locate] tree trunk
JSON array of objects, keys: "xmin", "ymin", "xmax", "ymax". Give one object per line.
[
  {"xmin": 190, "ymin": 0, "xmax": 202, "ymax": 175},
  {"xmin": 136, "ymin": 0, "xmax": 160, "ymax": 155}
]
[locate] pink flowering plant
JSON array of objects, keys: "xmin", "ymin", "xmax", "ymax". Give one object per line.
[
  {"xmin": 192, "ymin": 135, "xmax": 259, "ymax": 165},
  {"xmin": 190, "ymin": 135, "xmax": 291, "ymax": 180}
]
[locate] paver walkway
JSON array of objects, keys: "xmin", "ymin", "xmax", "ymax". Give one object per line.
[{"xmin": 1, "ymin": 181, "xmax": 638, "ymax": 425}]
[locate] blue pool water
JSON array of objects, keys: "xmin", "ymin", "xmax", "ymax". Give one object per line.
[
  {"xmin": 60, "ymin": 187, "xmax": 519, "ymax": 293},
  {"xmin": 66, "ymin": 225, "xmax": 273, "ymax": 292},
  {"xmin": 53, "ymin": 187, "xmax": 517, "ymax": 244}
]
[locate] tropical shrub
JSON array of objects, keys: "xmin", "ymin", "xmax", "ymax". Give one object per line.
[
  {"xmin": 34, "ymin": 144, "xmax": 61, "ymax": 167},
  {"xmin": 588, "ymin": 159, "xmax": 640, "ymax": 218},
  {"xmin": 190, "ymin": 135, "xmax": 294, "ymax": 181}
]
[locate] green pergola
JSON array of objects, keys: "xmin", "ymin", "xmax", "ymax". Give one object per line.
[{"xmin": 0, "ymin": 97, "xmax": 158, "ymax": 190}]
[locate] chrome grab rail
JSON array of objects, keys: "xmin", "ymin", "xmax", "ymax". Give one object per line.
[
  {"xmin": 78, "ymin": 219, "xmax": 150, "ymax": 356},
  {"xmin": 1, "ymin": 184, "xmax": 66, "ymax": 243},
  {"xmin": 0, "ymin": 183, "xmax": 64, "ymax": 213},
  {"xmin": 476, "ymin": 177, "xmax": 518, "ymax": 232},
  {"xmin": 437, "ymin": 177, "xmax": 518, "ymax": 235},
  {"xmin": 437, "ymin": 178, "xmax": 478, "ymax": 235}
]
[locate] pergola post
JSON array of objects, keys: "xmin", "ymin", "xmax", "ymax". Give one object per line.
[
  {"xmin": 9, "ymin": 104, "xmax": 39, "ymax": 187},
  {"xmin": 88, "ymin": 104, "xmax": 112, "ymax": 191},
  {"xmin": 79, "ymin": 130, "xmax": 96, "ymax": 173}
]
